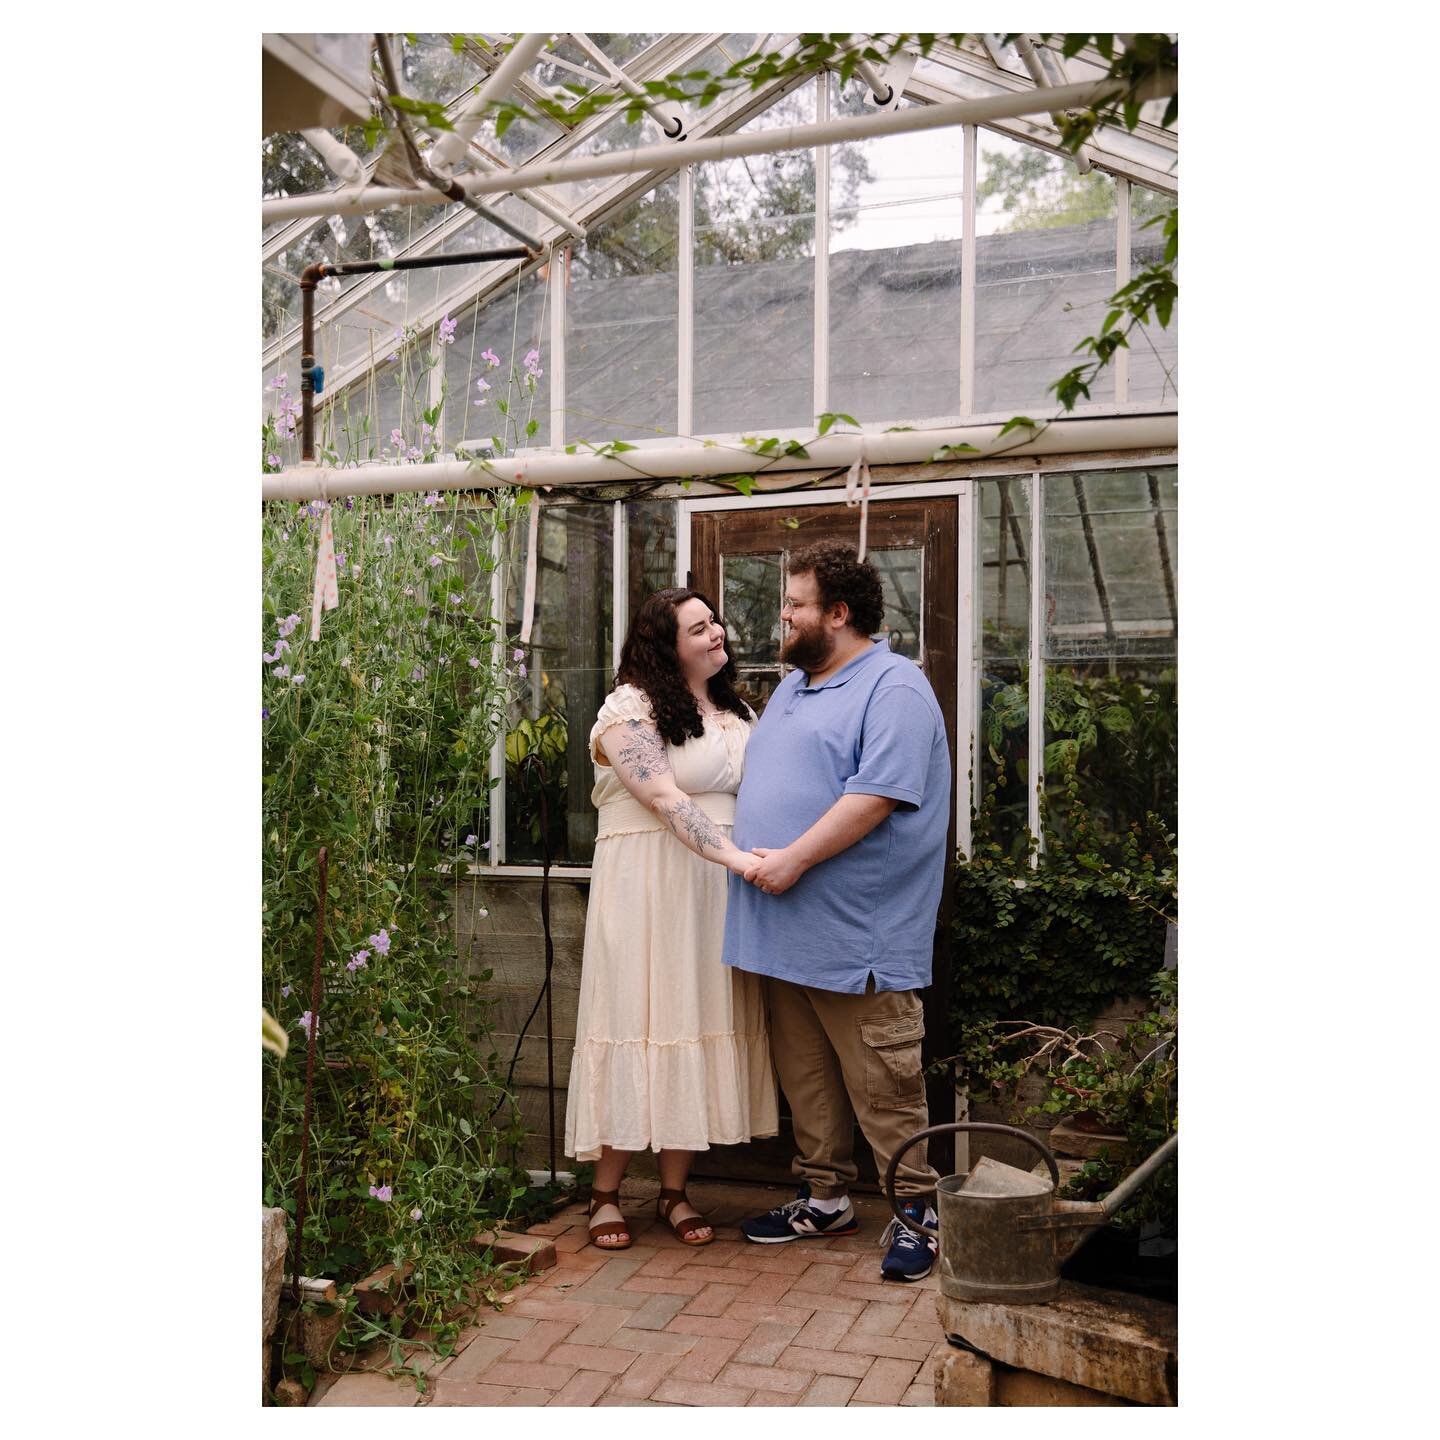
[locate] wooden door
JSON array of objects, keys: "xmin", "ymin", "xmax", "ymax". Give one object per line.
[{"xmin": 690, "ymin": 498, "xmax": 958, "ymax": 1186}]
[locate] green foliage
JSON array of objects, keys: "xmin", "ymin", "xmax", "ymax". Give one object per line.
[
  {"xmin": 262, "ymin": 479, "xmax": 543, "ymax": 1351},
  {"xmin": 947, "ymin": 746, "xmax": 1176, "ymax": 1070}
]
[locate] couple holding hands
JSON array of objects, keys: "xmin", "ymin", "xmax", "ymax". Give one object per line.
[{"xmin": 563, "ymin": 541, "xmax": 950, "ymax": 1282}]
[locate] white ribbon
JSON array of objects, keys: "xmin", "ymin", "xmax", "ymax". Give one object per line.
[
  {"xmin": 518, "ymin": 494, "xmax": 540, "ymax": 645},
  {"xmin": 309, "ymin": 479, "xmax": 339, "ymax": 642},
  {"xmin": 844, "ymin": 438, "xmax": 873, "ymax": 560}
]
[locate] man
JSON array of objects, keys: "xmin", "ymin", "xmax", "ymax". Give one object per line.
[{"xmin": 723, "ymin": 540, "xmax": 951, "ymax": 1281}]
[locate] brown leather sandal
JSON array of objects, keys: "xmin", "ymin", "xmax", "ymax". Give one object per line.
[
  {"xmin": 587, "ymin": 1188, "xmax": 632, "ymax": 1250},
  {"xmin": 656, "ymin": 1188, "xmax": 714, "ymax": 1246}
]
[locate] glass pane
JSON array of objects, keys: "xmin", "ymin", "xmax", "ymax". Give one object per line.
[
  {"xmin": 1042, "ymin": 468, "xmax": 1177, "ymax": 851},
  {"xmin": 973, "ymin": 130, "xmax": 1117, "ymax": 415},
  {"xmin": 566, "ymin": 177, "xmax": 680, "ymax": 444},
  {"xmin": 503, "ymin": 501, "xmax": 613, "ymax": 865},
  {"xmin": 721, "ymin": 553, "xmax": 782, "ymax": 667},
  {"xmin": 444, "ymin": 271, "xmax": 551, "ymax": 452},
  {"xmin": 1129, "ymin": 184, "xmax": 1178, "ymax": 406},
  {"xmin": 828, "ymin": 76, "xmax": 964, "ymax": 423},
  {"xmin": 694, "ymin": 82, "xmax": 817, "ymax": 435},
  {"xmin": 979, "ymin": 476, "xmax": 1033, "ymax": 859},
  {"xmin": 870, "ymin": 547, "xmax": 922, "ymax": 660},
  {"xmin": 626, "ymin": 501, "xmax": 677, "ymax": 616}
]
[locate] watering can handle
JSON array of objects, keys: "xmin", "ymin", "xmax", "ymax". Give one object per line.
[{"xmin": 883, "ymin": 1122, "xmax": 1062, "ymax": 1242}]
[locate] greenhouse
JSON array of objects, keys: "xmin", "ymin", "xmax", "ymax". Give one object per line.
[{"xmin": 261, "ymin": 31, "xmax": 1178, "ymax": 1409}]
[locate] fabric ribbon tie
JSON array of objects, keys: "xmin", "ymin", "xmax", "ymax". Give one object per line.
[
  {"xmin": 309, "ymin": 498, "xmax": 339, "ymax": 642},
  {"xmin": 844, "ymin": 440, "xmax": 872, "ymax": 561},
  {"xmin": 519, "ymin": 495, "xmax": 540, "ymax": 645}
]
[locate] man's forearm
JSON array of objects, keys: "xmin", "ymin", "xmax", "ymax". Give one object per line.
[{"xmin": 788, "ymin": 792, "xmax": 898, "ymax": 870}]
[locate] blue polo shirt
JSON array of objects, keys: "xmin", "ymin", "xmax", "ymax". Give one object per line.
[{"xmin": 722, "ymin": 641, "xmax": 951, "ymax": 994}]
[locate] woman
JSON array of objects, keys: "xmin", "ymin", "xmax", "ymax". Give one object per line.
[{"xmin": 564, "ymin": 588, "xmax": 778, "ymax": 1248}]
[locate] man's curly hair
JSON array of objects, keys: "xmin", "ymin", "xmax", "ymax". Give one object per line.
[
  {"xmin": 615, "ymin": 588, "xmax": 751, "ymax": 746},
  {"xmin": 788, "ymin": 540, "xmax": 884, "ymax": 636}
]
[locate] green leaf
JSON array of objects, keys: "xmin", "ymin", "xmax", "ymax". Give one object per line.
[
  {"xmin": 727, "ymin": 475, "xmax": 757, "ymax": 496},
  {"xmin": 525, "ymin": 419, "xmax": 538, "ymax": 437},
  {"xmin": 998, "ymin": 415, "xmax": 1039, "ymax": 437},
  {"xmin": 931, "ymin": 443, "xmax": 980, "ymax": 460}
]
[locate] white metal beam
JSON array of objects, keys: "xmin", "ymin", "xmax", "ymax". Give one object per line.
[
  {"xmin": 261, "ymin": 72, "xmax": 1174, "ymax": 224},
  {"xmin": 812, "ymin": 75, "xmax": 830, "ymax": 425},
  {"xmin": 1027, "ymin": 471, "xmax": 1045, "ymax": 864},
  {"xmin": 428, "ymin": 33, "xmax": 553, "ymax": 176}
]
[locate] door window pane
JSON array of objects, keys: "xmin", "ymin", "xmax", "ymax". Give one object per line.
[
  {"xmin": 1129, "ymin": 183, "xmax": 1178, "ymax": 406},
  {"xmin": 870, "ymin": 547, "xmax": 923, "ymax": 660}
]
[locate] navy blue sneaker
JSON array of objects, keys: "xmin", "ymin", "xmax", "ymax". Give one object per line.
[
  {"xmin": 740, "ymin": 1183, "xmax": 859, "ymax": 1244},
  {"xmin": 880, "ymin": 1200, "xmax": 938, "ymax": 1281}
]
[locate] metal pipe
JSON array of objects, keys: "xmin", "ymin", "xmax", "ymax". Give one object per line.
[
  {"xmin": 297, "ymin": 246, "xmax": 533, "ymax": 460},
  {"xmin": 428, "ymin": 32, "xmax": 552, "ymax": 175},
  {"xmin": 262, "ymin": 71, "xmax": 1175, "ymax": 224},
  {"xmin": 1014, "ymin": 35, "xmax": 1093, "ymax": 174},
  {"xmin": 299, "ymin": 127, "xmax": 364, "ymax": 185},
  {"xmin": 853, "ymin": 55, "xmax": 894, "ymax": 106},
  {"xmin": 571, "ymin": 32, "xmax": 686, "ymax": 138},
  {"xmin": 265, "ymin": 413, "xmax": 1179, "ymax": 501}
]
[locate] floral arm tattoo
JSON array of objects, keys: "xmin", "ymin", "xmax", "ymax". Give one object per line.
[
  {"xmin": 656, "ymin": 796, "xmax": 725, "ymax": 854},
  {"xmin": 614, "ymin": 719, "xmax": 671, "ymax": 782}
]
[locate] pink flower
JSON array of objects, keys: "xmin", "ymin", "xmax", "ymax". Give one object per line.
[
  {"xmin": 410, "ymin": 1206, "xmax": 423, "ymax": 1221},
  {"xmin": 347, "ymin": 950, "xmax": 369, "ymax": 972},
  {"xmin": 369, "ymin": 1184, "xmax": 393, "ymax": 1203},
  {"xmin": 369, "ymin": 928, "xmax": 391, "ymax": 956},
  {"xmin": 481, "ymin": 348, "xmax": 500, "ymax": 368}
]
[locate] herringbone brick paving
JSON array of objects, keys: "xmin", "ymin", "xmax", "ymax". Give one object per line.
[{"xmin": 312, "ymin": 1178, "xmax": 947, "ymax": 1407}]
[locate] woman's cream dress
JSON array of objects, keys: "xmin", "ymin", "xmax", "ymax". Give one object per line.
[{"xmin": 564, "ymin": 684, "xmax": 779, "ymax": 1161}]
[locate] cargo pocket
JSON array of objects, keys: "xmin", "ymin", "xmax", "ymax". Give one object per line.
[{"xmin": 859, "ymin": 1013, "xmax": 926, "ymax": 1109}]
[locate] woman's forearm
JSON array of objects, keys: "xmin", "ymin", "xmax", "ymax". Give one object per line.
[{"xmin": 649, "ymin": 789, "xmax": 744, "ymax": 867}]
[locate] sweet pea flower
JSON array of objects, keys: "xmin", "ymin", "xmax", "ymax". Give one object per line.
[
  {"xmin": 389, "ymin": 428, "xmax": 403, "ymax": 447},
  {"xmin": 481, "ymin": 348, "xmax": 500, "ymax": 368},
  {"xmin": 411, "ymin": 1206, "xmax": 423, "ymax": 1221},
  {"xmin": 347, "ymin": 950, "xmax": 369, "ymax": 972},
  {"xmin": 281, "ymin": 984, "xmax": 291, "ymax": 998},
  {"xmin": 468, "ymin": 656, "xmax": 479, "ymax": 668},
  {"xmin": 512, "ymin": 648, "xmax": 525, "ymax": 662},
  {"xmin": 266, "ymin": 452, "xmax": 279, "ymax": 467},
  {"xmin": 369, "ymin": 1184, "xmax": 393, "ymax": 1203},
  {"xmin": 465, "ymin": 834, "xmax": 478, "ymax": 847},
  {"xmin": 291, "ymin": 673, "xmax": 305, "ymax": 685},
  {"xmin": 369, "ymin": 929, "xmax": 392, "ymax": 956},
  {"xmin": 278, "ymin": 614, "xmax": 301, "ymax": 638},
  {"xmin": 429, "ymin": 554, "xmax": 444, "ymax": 567},
  {"xmin": 519, "ymin": 663, "xmax": 528, "ymax": 678},
  {"xmin": 437, "ymin": 314, "xmax": 457, "ymax": 345},
  {"xmin": 262, "ymin": 707, "xmax": 270, "ymax": 720},
  {"xmin": 298, "ymin": 1011, "xmax": 317, "ymax": 1037},
  {"xmin": 410, "ymin": 666, "xmax": 424, "ymax": 681},
  {"xmin": 268, "ymin": 373, "xmax": 289, "ymax": 390},
  {"xmin": 274, "ymin": 665, "xmax": 290, "ymax": 678},
  {"xmin": 423, "ymin": 491, "xmax": 442, "ymax": 507},
  {"xmin": 449, "ymin": 593, "xmax": 463, "ymax": 605}
]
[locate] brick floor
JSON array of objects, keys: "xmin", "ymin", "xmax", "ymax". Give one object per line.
[{"xmin": 311, "ymin": 1178, "xmax": 947, "ymax": 1409}]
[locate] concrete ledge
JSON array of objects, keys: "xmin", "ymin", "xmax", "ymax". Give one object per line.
[{"xmin": 937, "ymin": 1282, "xmax": 1177, "ymax": 1405}]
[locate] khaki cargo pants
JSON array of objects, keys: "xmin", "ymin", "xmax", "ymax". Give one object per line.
[{"xmin": 763, "ymin": 974, "xmax": 940, "ymax": 1202}]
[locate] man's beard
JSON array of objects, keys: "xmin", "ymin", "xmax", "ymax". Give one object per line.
[{"xmin": 780, "ymin": 621, "xmax": 834, "ymax": 673}]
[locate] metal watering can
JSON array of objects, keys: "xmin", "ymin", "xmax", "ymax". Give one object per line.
[{"xmin": 884, "ymin": 1122, "xmax": 1179, "ymax": 1305}]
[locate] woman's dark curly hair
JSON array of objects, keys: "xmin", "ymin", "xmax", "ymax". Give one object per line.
[
  {"xmin": 788, "ymin": 539, "xmax": 885, "ymax": 636},
  {"xmin": 615, "ymin": 588, "xmax": 751, "ymax": 745}
]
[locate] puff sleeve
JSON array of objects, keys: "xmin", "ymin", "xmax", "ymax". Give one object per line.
[{"xmin": 589, "ymin": 684, "xmax": 656, "ymax": 766}]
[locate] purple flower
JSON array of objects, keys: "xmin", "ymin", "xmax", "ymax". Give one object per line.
[
  {"xmin": 281, "ymin": 984, "xmax": 291, "ymax": 998},
  {"xmin": 449, "ymin": 593, "xmax": 463, "ymax": 605},
  {"xmin": 298, "ymin": 1011, "xmax": 317, "ymax": 1037},
  {"xmin": 368, "ymin": 1184, "xmax": 393, "ymax": 1203},
  {"xmin": 262, "ymin": 707, "xmax": 270, "ymax": 720},
  {"xmin": 266, "ymin": 452, "xmax": 279, "ymax": 467},
  {"xmin": 468, "ymin": 656, "xmax": 479, "ymax": 668},
  {"xmin": 465, "ymin": 834, "xmax": 478, "ymax": 847},
  {"xmin": 278, "ymin": 614, "xmax": 301, "ymax": 638},
  {"xmin": 268, "ymin": 373, "xmax": 289, "ymax": 390},
  {"xmin": 410, "ymin": 666, "xmax": 424, "ymax": 681},
  {"xmin": 406, "ymin": 446, "xmax": 421, "ymax": 462},
  {"xmin": 480, "ymin": 839, "xmax": 492, "ymax": 851},
  {"xmin": 518, "ymin": 663, "xmax": 528, "ymax": 678},
  {"xmin": 369, "ymin": 928, "xmax": 392, "ymax": 956},
  {"xmin": 403, "ymin": 585, "xmax": 415, "ymax": 597},
  {"xmin": 410, "ymin": 1206, "xmax": 423, "ymax": 1221},
  {"xmin": 437, "ymin": 314, "xmax": 457, "ymax": 345},
  {"xmin": 335, "ymin": 551, "xmax": 347, "ymax": 568},
  {"xmin": 429, "ymin": 554, "xmax": 444, "ymax": 567},
  {"xmin": 423, "ymin": 491, "xmax": 442, "ymax": 507},
  {"xmin": 347, "ymin": 950, "xmax": 369, "ymax": 972},
  {"xmin": 291, "ymin": 673, "xmax": 305, "ymax": 685},
  {"xmin": 523, "ymin": 347, "xmax": 543, "ymax": 380},
  {"xmin": 481, "ymin": 348, "xmax": 500, "ymax": 368},
  {"xmin": 274, "ymin": 665, "xmax": 290, "ymax": 678},
  {"xmin": 382, "ymin": 532, "xmax": 395, "ymax": 549},
  {"xmin": 389, "ymin": 428, "xmax": 403, "ymax": 448},
  {"xmin": 512, "ymin": 648, "xmax": 525, "ymax": 662}
]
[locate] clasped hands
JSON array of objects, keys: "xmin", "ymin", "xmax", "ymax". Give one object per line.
[{"xmin": 729, "ymin": 845, "xmax": 806, "ymax": 895}]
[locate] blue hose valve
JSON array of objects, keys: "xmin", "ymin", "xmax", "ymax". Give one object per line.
[{"xmin": 311, "ymin": 364, "xmax": 325, "ymax": 395}]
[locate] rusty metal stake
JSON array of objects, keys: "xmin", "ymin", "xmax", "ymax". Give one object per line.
[{"xmin": 290, "ymin": 846, "xmax": 329, "ymax": 1323}]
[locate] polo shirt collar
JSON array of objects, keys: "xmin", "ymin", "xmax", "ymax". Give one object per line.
[{"xmin": 797, "ymin": 639, "xmax": 886, "ymax": 692}]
